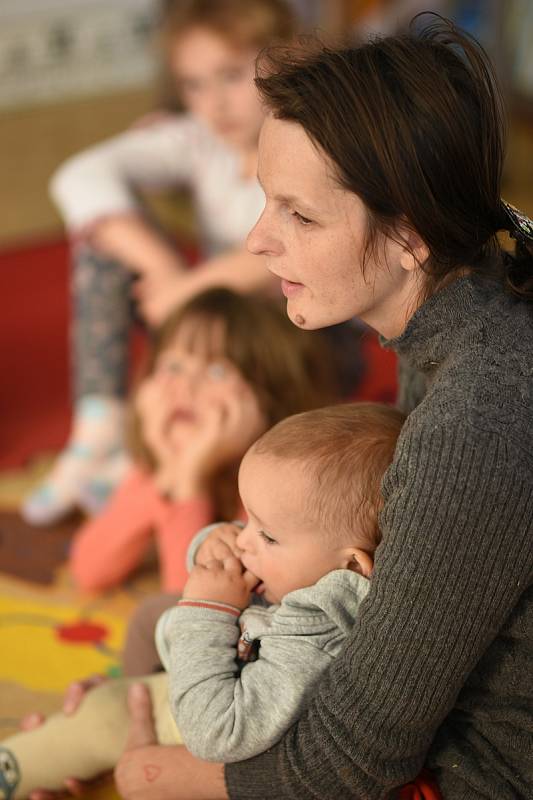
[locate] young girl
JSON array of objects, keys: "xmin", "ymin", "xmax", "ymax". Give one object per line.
[
  {"xmin": 68, "ymin": 287, "xmax": 336, "ymax": 594},
  {"xmin": 22, "ymin": 0, "xmax": 298, "ymax": 526}
]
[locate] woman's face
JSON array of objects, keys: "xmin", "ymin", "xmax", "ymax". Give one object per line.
[
  {"xmin": 169, "ymin": 27, "xmax": 265, "ymax": 151},
  {"xmin": 247, "ymin": 116, "xmax": 422, "ymax": 337}
]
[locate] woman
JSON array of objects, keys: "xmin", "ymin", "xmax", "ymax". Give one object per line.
[{"xmin": 30, "ymin": 16, "xmax": 533, "ymax": 800}]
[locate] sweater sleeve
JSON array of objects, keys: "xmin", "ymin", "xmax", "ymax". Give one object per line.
[
  {"xmin": 159, "ymin": 601, "xmax": 337, "ymax": 763},
  {"xmin": 49, "ymin": 115, "xmax": 200, "ymax": 231},
  {"xmin": 69, "ymin": 469, "xmax": 161, "ymax": 592},
  {"xmin": 225, "ymin": 422, "xmax": 533, "ymax": 798},
  {"xmin": 154, "ymin": 496, "xmax": 215, "ymax": 593}
]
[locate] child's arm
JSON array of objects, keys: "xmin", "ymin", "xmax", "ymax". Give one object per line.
[
  {"xmin": 155, "ymin": 497, "xmax": 215, "ymax": 593},
  {"xmin": 69, "ymin": 469, "xmax": 162, "ymax": 592},
  {"xmin": 50, "ymin": 115, "xmax": 198, "ymax": 235},
  {"xmin": 157, "ymin": 564, "xmax": 366, "ymax": 763}
]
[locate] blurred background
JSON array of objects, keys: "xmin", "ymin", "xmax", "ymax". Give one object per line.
[{"xmin": 0, "ymin": 0, "xmax": 532, "ymax": 470}]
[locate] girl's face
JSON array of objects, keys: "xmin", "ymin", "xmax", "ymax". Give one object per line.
[
  {"xmin": 169, "ymin": 27, "xmax": 265, "ymax": 151},
  {"xmin": 139, "ymin": 319, "xmax": 262, "ymax": 453},
  {"xmin": 247, "ymin": 116, "xmax": 425, "ymax": 338}
]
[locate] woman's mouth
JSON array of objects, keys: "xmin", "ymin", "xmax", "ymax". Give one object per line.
[{"xmin": 280, "ymin": 278, "xmax": 305, "ymax": 298}]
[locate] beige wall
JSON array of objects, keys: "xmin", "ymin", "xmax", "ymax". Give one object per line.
[{"xmin": 0, "ymin": 88, "xmax": 155, "ymax": 245}]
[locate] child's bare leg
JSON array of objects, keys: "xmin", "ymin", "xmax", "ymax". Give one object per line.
[{"xmin": 0, "ymin": 674, "xmax": 173, "ymax": 799}]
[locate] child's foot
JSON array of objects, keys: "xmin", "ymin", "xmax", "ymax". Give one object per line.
[
  {"xmin": 21, "ymin": 395, "xmax": 127, "ymax": 526},
  {"xmin": 0, "ymin": 747, "xmax": 20, "ymax": 800}
]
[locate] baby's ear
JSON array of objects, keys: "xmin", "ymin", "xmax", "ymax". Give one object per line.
[{"xmin": 345, "ymin": 547, "xmax": 373, "ymax": 579}]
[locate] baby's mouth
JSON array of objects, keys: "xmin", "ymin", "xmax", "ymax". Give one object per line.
[{"xmin": 254, "ymin": 581, "xmax": 266, "ymax": 596}]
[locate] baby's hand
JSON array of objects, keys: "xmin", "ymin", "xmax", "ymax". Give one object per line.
[
  {"xmin": 183, "ymin": 556, "xmax": 257, "ymax": 611},
  {"xmin": 195, "ymin": 522, "xmax": 243, "ymax": 565}
]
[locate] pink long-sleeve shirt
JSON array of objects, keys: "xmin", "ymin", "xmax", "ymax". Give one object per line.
[{"xmin": 69, "ymin": 468, "xmax": 218, "ymax": 593}]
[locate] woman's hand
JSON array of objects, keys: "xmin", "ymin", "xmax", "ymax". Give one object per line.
[
  {"xmin": 114, "ymin": 683, "xmax": 227, "ymax": 800},
  {"xmin": 183, "ymin": 556, "xmax": 257, "ymax": 610}
]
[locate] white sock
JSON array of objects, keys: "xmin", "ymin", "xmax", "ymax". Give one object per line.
[{"xmin": 21, "ymin": 395, "xmax": 128, "ymax": 526}]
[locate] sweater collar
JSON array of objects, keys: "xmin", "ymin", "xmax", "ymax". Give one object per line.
[{"xmin": 381, "ymin": 275, "xmax": 481, "ymax": 371}]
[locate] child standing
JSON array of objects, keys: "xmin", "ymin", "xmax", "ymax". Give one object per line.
[
  {"xmin": 0, "ymin": 402, "xmax": 411, "ymax": 799},
  {"xmin": 22, "ymin": 0, "xmax": 297, "ymax": 525},
  {"xmin": 67, "ymin": 287, "xmax": 335, "ymax": 594}
]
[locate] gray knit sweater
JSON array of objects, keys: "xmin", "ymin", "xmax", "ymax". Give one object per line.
[{"xmin": 225, "ymin": 275, "xmax": 533, "ymax": 799}]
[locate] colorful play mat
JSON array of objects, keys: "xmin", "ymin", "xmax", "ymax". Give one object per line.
[{"xmin": 0, "ymin": 461, "xmax": 160, "ymax": 798}]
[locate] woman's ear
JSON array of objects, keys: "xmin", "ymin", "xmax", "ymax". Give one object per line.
[{"xmin": 398, "ymin": 225, "xmax": 429, "ymax": 273}]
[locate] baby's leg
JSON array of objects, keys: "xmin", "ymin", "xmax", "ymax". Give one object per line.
[{"xmin": 0, "ymin": 673, "xmax": 175, "ymax": 799}]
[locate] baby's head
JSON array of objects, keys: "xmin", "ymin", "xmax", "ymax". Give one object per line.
[{"xmin": 236, "ymin": 403, "xmax": 405, "ymax": 603}]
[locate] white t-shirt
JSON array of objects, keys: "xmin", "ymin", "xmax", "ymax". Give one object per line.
[{"xmin": 50, "ymin": 113, "xmax": 265, "ymax": 255}]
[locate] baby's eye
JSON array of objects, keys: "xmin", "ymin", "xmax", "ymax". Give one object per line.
[
  {"xmin": 259, "ymin": 530, "xmax": 277, "ymax": 545},
  {"xmin": 206, "ymin": 362, "xmax": 227, "ymax": 381}
]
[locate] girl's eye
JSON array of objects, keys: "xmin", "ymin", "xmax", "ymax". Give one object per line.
[
  {"xmin": 291, "ymin": 210, "xmax": 313, "ymax": 226},
  {"xmin": 259, "ymin": 530, "xmax": 277, "ymax": 545},
  {"xmin": 221, "ymin": 67, "xmax": 245, "ymax": 83},
  {"xmin": 158, "ymin": 360, "xmax": 182, "ymax": 376},
  {"xmin": 206, "ymin": 362, "xmax": 227, "ymax": 381}
]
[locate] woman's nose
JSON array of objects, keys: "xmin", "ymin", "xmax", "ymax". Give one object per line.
[{"xmin": 247, "ymin": 209, "xmax": 282, "ymax": 257}]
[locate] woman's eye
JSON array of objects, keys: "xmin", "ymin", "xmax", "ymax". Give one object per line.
[
  {"xmin": 259, "ymin": 530, "xmax": 277, "ymax": 545},
  {"xmin": 206, "ymin": 362, "xmax": 227, "ymax": 381},
  {"xmin": 291, "ymin": 210, "xmax": 312, "ymax": 226}
]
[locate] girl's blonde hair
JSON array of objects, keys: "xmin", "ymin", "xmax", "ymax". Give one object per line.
[
  {"xmin": 160, "ymin": 0, "xmax": 296, "ymax": 52},
  {"xmin": 130, "ymin": 288, "xmax": 338, "ymax": 517}
]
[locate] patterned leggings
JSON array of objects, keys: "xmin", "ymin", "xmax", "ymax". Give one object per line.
[{"xmin": 71, "ymin": 245, "xmax": 138, "ymax": 400}]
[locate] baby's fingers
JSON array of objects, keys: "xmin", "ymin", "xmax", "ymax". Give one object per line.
[
  {"xmin": 222, "ymin": 555, "xmax": 244, "ymax": 575},
  {"xmin": 242, "ymin": 569, "xmax": 260, "ymax": 590}
]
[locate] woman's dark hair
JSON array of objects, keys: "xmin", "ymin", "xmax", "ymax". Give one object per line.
[{"xmin": 255, "ymin": 14, "xmax": 533, "ymax": 299}]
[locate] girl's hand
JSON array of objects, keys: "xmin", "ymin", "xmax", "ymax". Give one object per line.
[
  {"xmin": 134, "ymin": 268, "xmax": 187, "ymax": 327},
  {"xmin": 183, "ymin": 556, "xmax": 258, "ymax": 611},
  {"xmin": 161, "ymin": 378, "xmax": 267, "ymax": 499},
  {"xmin": 195, "ymin": 522, "xmax": 243, "ymax": 565}
]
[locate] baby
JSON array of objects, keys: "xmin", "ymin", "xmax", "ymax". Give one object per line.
[{"xmin": 0, "ymin": 402, "xmax": 404, "ymax": 797}]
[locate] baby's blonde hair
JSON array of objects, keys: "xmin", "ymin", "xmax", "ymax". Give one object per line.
[{"xmin": 253, "ymin": 403, "xmax": 405, "ymax": 551}]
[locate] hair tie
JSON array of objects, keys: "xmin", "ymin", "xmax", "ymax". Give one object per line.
[{"xmin": 501, "ymin": 200, "xmax": 533, "ymax": 245}]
